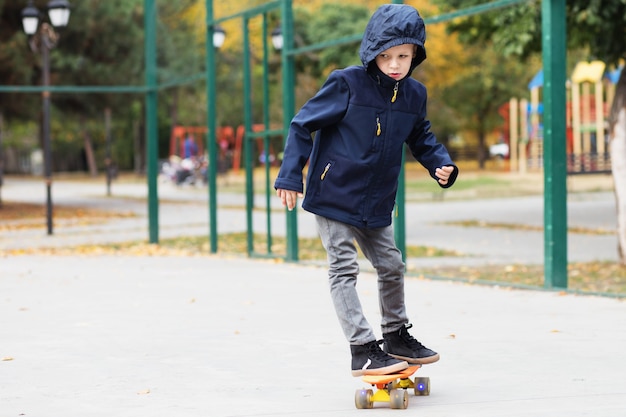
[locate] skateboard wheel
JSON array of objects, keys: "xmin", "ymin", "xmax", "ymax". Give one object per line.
[
  {"xmin": 355, "ymin": 388, "xmax": 373, "ymax": 409},
  {"xmin": 389, "ymin": 389, "xmax": 408, "ymax": 409},
  {"xmin": 414, "ymin": 376, "xmax": 430, "ymax": 396}
]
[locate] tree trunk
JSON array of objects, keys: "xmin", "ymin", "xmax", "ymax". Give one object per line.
[
  {"xmin": 133, "ymin": 119, "xmax": 142, "ymax": 175},
  {"xmin": 83, "ymin": 129, "xmax": 98, "ymax": 177},
  {"xmin": 477, "ymin": 128, "xmax": 487, "ymax": 169},
  {"xmin": 0, "ymin": 112, "xmax": 4, "ymax": 207},
  {"xmin": 609, "ymin": 70, "xmax": 626, "ymax": 264}
]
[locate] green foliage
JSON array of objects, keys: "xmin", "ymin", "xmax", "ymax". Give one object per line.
[
  {"xmin": 303, "ymin": 3, "xmax": 370, "ymax": 76},
  {"xmin": 434, "ymin": 0, "xmax": 542, "ymax": 59},
  {"xmin": 441, "ymin": 46, "xmax": 536, "ymax": 138},
  {"xmin": 52, "ymin": 0, "xmax": 145, "ymax": 112},
  {"xmin": 0, "ymin": 1, "xmax": 211, "ymax": 169},
  {"xmin": 0, "ymin": 121, "xmax": 38, "ymax": 149},
  {"xmin": 567, "ymin": 1, "xmax": 626, "ymax": 65},
  {"xmin": 434, "ymin": 0, "xmax": 626, "ymax": 66}
]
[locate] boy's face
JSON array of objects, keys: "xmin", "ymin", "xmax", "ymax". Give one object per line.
[{"xmin": 374, "ymin": 43, "xmax": 415, "ymax": 81}]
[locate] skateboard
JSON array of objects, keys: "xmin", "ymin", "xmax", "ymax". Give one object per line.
[{"xmin": 354, "ymin": 365, "xmax": 430, "ymax": 409}]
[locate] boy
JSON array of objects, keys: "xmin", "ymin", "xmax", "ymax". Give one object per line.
[{"xmin": 274, "ymin": 4, "xmax": 458, "ymax": 376}]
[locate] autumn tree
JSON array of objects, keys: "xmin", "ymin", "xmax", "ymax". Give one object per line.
[{"xmin": 441, "ymin": 45, "xmax": 536, "ymax": 168}]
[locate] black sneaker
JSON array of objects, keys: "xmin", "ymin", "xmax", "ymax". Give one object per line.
[
  {"xmin": 383, "ymin": 324, "xmax": 440, "ymax": 364},
  {"xmin": 350, "ymin": 340, "xmax": 409, "ymax": 377}
]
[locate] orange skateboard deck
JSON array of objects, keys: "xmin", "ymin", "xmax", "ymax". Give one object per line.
[{"xmin": 355, "ymin": 365, "xmax": 430, "ymax": 409}]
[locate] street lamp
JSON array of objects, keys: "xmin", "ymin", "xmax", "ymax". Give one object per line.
[
  {"xmin": 213, "ymin": 25, "xmax": 226, "ymax": 49},
  {"xmin": 21, "ymin": 0, "xmax": 71, "ymax": 235},
  {"xmin": 271, "ymin": 26, "xmax": 283, "ymax": 51}
]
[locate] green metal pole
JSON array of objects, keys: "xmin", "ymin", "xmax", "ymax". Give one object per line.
[
  {"xmin": 144, "ymin": 0, "xmax": 159, "ymax": 243},
  {"xmin": 206, "ymin": 0, "xmax": 218, "ymax": 253},
  {"xmin": 281, "ymin": 0, "xmax": 298, "ymax": 262},
  {"xmin": 243, "ymin": 19, "xmax": 254, "ymax": 255},
  {"xmin": 394, "ymin": 148, "xmax": 406, "ymax": 264},
  {"xmin": 541, "ymin": 0, "xmax": 568, "ymax": 288},
  {"xmin": 391, "ymin": 0, "xmax": 405, "ymax": 262},
  {"xmin": 262, "ymin": 14, "xmax": 273, "ymax": 255}
]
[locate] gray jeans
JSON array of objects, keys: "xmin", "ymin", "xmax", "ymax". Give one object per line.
[{"xmin": 315, "ymin": 215, "xmax": 408, "ymax": 345}]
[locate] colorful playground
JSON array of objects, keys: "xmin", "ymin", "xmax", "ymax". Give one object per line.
[{"xmin": 505, "ymin": 61, "xmax": 622, "ymax": 174}]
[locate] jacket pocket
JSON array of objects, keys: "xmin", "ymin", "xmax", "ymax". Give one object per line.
[{"xmin": 311, "ymin": 156, "xmax": 370, "ymax": 213}]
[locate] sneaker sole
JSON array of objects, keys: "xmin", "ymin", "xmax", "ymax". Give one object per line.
[
  {"xmin": 389, "ymin": 353, "xmax": 440, "ymax": 365},
  {"xmin": 351, "ymin": 360, "xmax": 409, "ymax": 377}
]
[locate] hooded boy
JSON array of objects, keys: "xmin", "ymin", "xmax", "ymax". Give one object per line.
[{"xmin": 275, "ymin": 5, "xmax": 458, "ymax": 376}]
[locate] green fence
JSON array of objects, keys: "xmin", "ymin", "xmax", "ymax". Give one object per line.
[{"xmin": 0, "ymin": 0, "xmax": 569, "ymax": 289}]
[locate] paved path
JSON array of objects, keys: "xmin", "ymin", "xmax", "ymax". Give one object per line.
[
  {"xmin": 1, "ymin": 255, "xmax": 625, "ymax": 416},
  {"xmin": 0, "ymin": 176, "xmax": 619, "ymax": 266}
]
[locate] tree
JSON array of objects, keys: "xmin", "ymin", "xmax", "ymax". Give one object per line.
[
  {"xmin": 441, "ymin": 45, "xmax": 536, "ymax": 168},
  {"xmin": 0, "ymin": 0, "xmax": 212, "ymax": 172},
  {"xmin": 434, "ymin": 0, "xmax": 626, "ymax": 263},
  {"xmin": 0, "ymin": 0, "xmax": 146, "ymax": 173}
]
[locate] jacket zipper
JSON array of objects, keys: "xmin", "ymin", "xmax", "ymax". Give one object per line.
[{"xmin": 320, "ymin": 162, "xmax": 331, "ymax": 180}]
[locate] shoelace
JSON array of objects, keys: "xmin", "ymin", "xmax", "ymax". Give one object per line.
[
  {"xmin": 369, "ymin": 340, "xmax": 392, "ymax": 361},
  {"xmin": 399, "ymin": 324, "xmax": 426, "ymax": 350}
]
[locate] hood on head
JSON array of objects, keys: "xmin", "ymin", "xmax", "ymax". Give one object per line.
[{"xmin": 359, "ymin": 4, "xmax": 426, "ymax": 77}]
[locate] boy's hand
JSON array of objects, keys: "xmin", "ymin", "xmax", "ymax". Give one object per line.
[
  {"xmin": 276, "ymin": 189, "xmax": 304, "ymax": 211},
  {"xmin": 436, "ymin": 166, "xmax": 455, "ymax": 185}
]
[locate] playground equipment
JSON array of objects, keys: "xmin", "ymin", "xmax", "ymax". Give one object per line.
[
  {"xmin": 169, "ymin": 124, "xmax": 279, "ymax": 173},
  {"xmin": 506, "ymin": 62, "xmax": 622, "ymax": 174}
]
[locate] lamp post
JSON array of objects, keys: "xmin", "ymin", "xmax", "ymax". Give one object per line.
[
  {"xmin": 271, "ymin": 26, "xmax": 283, "ymax": 51},
  {"xmin": 21, "ymin": 0, "xmax": 71, "ymax": 235},
  {"xmin": 213, "ymin": 25, "xmax": 226, "ymax": 49}
]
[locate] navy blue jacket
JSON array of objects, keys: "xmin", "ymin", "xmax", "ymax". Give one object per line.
[{"xmin": 274, "ymin": 4, "xmax": 458, "ymax": 229}]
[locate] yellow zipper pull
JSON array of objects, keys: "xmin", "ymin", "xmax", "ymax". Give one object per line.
[
  {"xmin": 391, "ymin": 82, "xmax": 398, "ymax": 103},
  {"xmin": 376, "ymin": 117, "xmax": 381, "ymax": 136},
  {"xmin": 320, "ymin": 162, "xmax": 331, "ymax": 180}
]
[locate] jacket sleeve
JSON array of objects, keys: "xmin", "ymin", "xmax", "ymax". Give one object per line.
[
  {"xmin": 274, "ymin": 71, "xmax": 349, "ymax": 193},
  {"xmin": 406, "ymin": 88, "xmax": 459, "ymax": 189}
]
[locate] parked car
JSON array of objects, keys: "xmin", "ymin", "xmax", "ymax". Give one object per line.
[{"xmin": 489, "ymin": 142, "xmax": 509, "ymax": 159}]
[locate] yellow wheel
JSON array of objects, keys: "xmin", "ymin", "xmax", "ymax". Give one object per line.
[
  {"xmin": 355, "ymin": 389, "xmax": 374, "ymax": 409},
  {"xmin": 414, "ymin": 376, "xmax": 430, "ymax": 396},
  {"xmin": 389, "ymin": 389, "xmax": 408, "ymax": 409}
]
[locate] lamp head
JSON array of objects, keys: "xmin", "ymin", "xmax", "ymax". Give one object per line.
[
  {"xmin": 271, "ymin": 27, "xmax": 283, "ymax": 51},
  {"xmin": 21, "ymin": 1, "xmax": 40, "ymax": 35},
  {"xmin": 213, "ymin": 25, "xmax": 226, "ymax": 49},
  {"xmin": 47, "ymin": 0, "xmax": 71, "ymax": 28}
]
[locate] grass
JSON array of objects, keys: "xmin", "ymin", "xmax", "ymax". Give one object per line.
[
  {"xmin": 0, "ymin": 202, "xmax": 136, "ymax": 232},
  {"xmin": 442, "ymin": 219, "xmax": 615, "ymax": 235}
]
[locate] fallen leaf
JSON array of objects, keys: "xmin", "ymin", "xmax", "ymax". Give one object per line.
[
  {"xmin": 137, "ymin": 389, "xmax": 151, "ymax": 395},
  {"xmin": 2, "ymin": 357, "xmax": 14, "ymax": 361}
]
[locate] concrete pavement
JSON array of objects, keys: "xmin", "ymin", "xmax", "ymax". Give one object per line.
[
  {"xmin": 1, "ymin": 175, "xmax": 625, "ymax": 416},
  {"xmin": 1, "ymin": 255, "xmax": 625, "ymax": 416}
]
